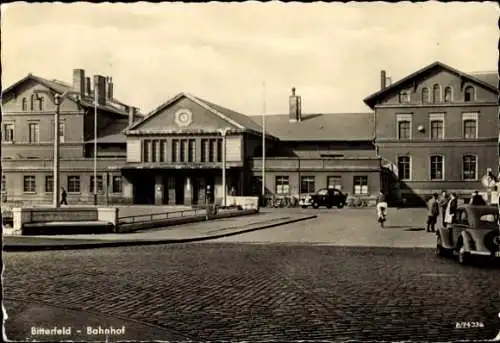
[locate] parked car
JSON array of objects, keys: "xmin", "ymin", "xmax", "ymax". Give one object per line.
[
  {"xmin": 299, "ymin": 188, "xmax": 348, "ymax": 209},
  {"xmin": 436, "ymin": 205, "xmax": 500, "ymax": 265}
]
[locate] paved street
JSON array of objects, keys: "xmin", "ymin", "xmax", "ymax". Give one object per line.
[{"xmin": 3, "ymin": 208, "xmax": 500, "ymax": 341}]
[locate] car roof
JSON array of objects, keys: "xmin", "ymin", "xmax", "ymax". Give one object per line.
[{"xmin": 459, "ymin": 205, "xmax": 498, "ymax": 227}]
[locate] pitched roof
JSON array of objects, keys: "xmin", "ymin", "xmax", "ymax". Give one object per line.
[
  {"xmin": 85, "ymin": 118, "xmax": 130, "ymax": 144},
  {"xmin": 363, "ymin": 61, "xmax": 499, "ymax": 109},
  {"xmin": 470, "ymin": 72, "xmax": 498, "ymax": 89},
  {"xmin": 2, "ymin": 73, "xmax": 133, "ymax": 117},
  {"xmin": 250, "ymin": 112, "xmax": 375, "ymax": 141},
  {"xmin": 128, "ymin": 92, "xmax": 274, "ymax": 138}
]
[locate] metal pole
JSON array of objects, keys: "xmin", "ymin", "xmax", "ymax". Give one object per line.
[
  {"xmin": 93, "ymin": 87, "xmax": 98, "ymax": 206},
  {"xmin": 54, "ymin": 95, "xmax": 61, "ymax": 208},
  {"xmin": 222, "ymin": 130, "xmax": 227, "ymax": 208},
  {"xmin": 262, "ymin": 81, "xmax": 266, "ymax": 197}
]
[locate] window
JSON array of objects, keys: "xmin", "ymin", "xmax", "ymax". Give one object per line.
[
  {"xmin": 180, "ymin": 139, "xmax": 187, "ymax": 162},
  {"xmin": 397, "ymin": 156, "xmax": 411, "ymax": 180},
  {"xmin": 2, "ymin": 175, "xmax": 6, "ymax": 194},
  {"xmin": 399, "ymin": 91, "xmax": 409, "ymax": 103},
  {"xmin": 28, "ymin": 123, "xmax": 40, "ymax": 144},
  {"xmin": 275, "ymin": 176, "xmax": 290, "ymax": 194},
  {"xmin": 58, "ymin": 122, "xmax": 65, "ymax": 143},
  {"xmin": 3, "ymin": 123, "xmax": 14, "ymax": 143},
  {"xmin": 22, "ymin": 97, "xmax": 28, "ymax": 111},
  {"xmin": 159, "ymin": 140, "xmax": 166, "ymax": 162},
  {"xmin": 23, "ymin": 175, "xmax": 36, "ymax": 193},
  {"xmin": 464, "ymin": 86, "xmax": 474, "ymax": 102},
  {"xmin": 30, "ymin": 94, "xmax": 36, "ymax": 111},
  {"xmin": 430, "ymin": 120, "xmax": 444, "ymax": 140},
  {"xmin": 216, "ymin": 139, "xmax": 222, "ymax": 163},
  {"xmin": 444, "ymin": 86, "xmax": 453, "ymax": 102},
  {"xmin": 38, "ymin": 96, "xmax": 45, "ymax": 111},
  {"xmin": 463, "ymin": 119, "xmax": 477, "ymax": 139},
  {"xmin": 201, "ymin": 139, "xmax": 209, "ymax": 162},
  {"xmin": 421, "ymin": 87, "xmax": 430, "ymax": 103},
  {"xmin": 90, "ymin": 175, "xmax": 104, "ymax": 194},
  {"xmin": 172, "ymin": 140, "xmax": 179, "ymax": 162},
  {"xmin": 398, "ymin": 120, "xmax": 411, "ymax": 139},
  {"xmin": 432, "ymin": 84, "xmax": 441, "ymax": 102},
  {"xmin": 67, "ymin": 175, "xmax": 81, "ymax": 193},
  {"xmin": 151, "ymin": 140, "xmax": 158, "ymax": 162},
  {"xmin": 112, "ymin": 176, "xmax": 122, "ymax": 193},
  {"xmin": 188, "ymin": 139, "xmax": 196, "ymax": 162},
  {"xmin": 209, "ymin": 139, "xmax": 217, "ymax": 162},
  {"xmin": 300, "ymin": 176, "xmax": 315, "ymax": 194},
  {"xmin": 353, "ymin": 176, "xmax": 368, "ymax": 195},
  {"xmin": 327, "ymin": 176, "xmax": 342, "ymax": 190},
  {"xmin": 430, "ymin": 156, "xmax": 444, "ymax": 180},
  {"xmin": 45, "ymin": 175, "xmax": 53, "ymax": 193},
  {"xmin": 463, "ymin": 155, "xmax": 477, "ymax": 180}
]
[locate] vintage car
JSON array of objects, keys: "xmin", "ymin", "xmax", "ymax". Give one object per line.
[
  {"xmin": 299, "ymin": 188, "xmax": 347, "ymax": 209},
  {"xmin": 436, "ymin": 205, "xmax": 500, "ymax": 265}
]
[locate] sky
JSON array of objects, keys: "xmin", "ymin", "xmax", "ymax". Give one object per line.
[{"xmin": 2, "ymin": 1, "xmax": 498, "ymax": 115}]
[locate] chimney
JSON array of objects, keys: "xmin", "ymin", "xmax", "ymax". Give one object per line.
[
  {"xmin": 85, "ymin": 77, "xmax": 91, "ymax": 96},
  {"xmin": 128, "ymin": 106, "xmax": 138, "ymax": 126},
  {"xmin": 93, "ymin": 75, "xmax": 107, "ymax": 105},
  {"xmin": 73, "ymin": 69, "xmax": 85, "ymax": 95},
  {"xmin": 106, "ymin": 77, "xmax": 114, "ymax": 101},
  {"xmin": 380, "ymin": 70, "xmax": 386, "ymax": 90},
  {"xmin": 289, "ymin": 87, "xmax": 302, "ymax": 123}
]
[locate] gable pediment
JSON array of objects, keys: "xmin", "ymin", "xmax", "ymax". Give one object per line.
[{"xmin": 127, "ymin": 93, "xmax": 244, "ymax": 134}]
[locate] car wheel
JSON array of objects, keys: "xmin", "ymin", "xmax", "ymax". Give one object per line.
[
  {"xmin": 457, "ymin": 244, "xmax": 470, "ymax": 265},
  {"xmin": 436, "ymin": 234, "xmax": 446, "ymax": 257},
  {"xmin": 301, "ymin": 205, "xmax": 308, "ymax": 209},
  {"xmin": 326, "ymin": 204, "xmax": 333, "ymax": 209},
  {"xmin": 337, "ymin": 202, "xmax": 345, "ymax": 209},
  {"xmin": 312, "ymin": 202, "xmax": 319, "ymax": 209}
]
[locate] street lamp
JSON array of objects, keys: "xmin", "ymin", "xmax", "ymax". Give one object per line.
[
  {"xmin": 34, "ymin": 90, "xmax": 80, "ymax": 208},
  {"xmin": 218, "ymin": 127, "xmax": 230, "ymax": 208}
]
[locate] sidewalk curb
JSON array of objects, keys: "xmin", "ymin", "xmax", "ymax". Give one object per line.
[{"xmin": 3, "ymin": 215, "xmax": 317, "ymax": 252}]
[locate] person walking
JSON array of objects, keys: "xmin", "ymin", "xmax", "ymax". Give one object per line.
[
  {"xmin": 444, "ymin": 192, "xmax": 458, "ymax": 228},
  {"xmin": 438, "ymin": 190, "xmax": 449, "ymax": 228},
  {"xmin": 376, "ymin": 191, "xmax": 388, "ymax": 227},
  {"xmin": 469, "ymin": 190, "xmax": 486, "ymax": 205},
  {"xmin": 426, "ymin": 193, "xmax": 439, "ymax": 232},
  {"xmin": 60, "ymin": 187, "xmax": 68, "ymax": 206}
]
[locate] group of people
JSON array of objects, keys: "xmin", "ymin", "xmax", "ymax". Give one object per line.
[{"xmin": 426, "ymin": 190, "xmax": 486, "ymax": 232}]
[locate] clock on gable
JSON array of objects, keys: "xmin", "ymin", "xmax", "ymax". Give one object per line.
[{"xmin": 174, "ymin": 109, "xmax": 193, "ymax": 127}]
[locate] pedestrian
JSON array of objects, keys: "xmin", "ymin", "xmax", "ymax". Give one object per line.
[
  {"xmin": 444, "ymin": 192, "xmax": 458, "ymax": 228},
  {"xmin": 469, "ymin": 190, "xmax": 486, "ymax": 206},
  {"xmin": 376, "ymin": 191, "xmax": 388, "ymax": 226},
  {"xmin": 426, "ymin": 193, "xmax": 439, "ymax": 232},
  {"xmin": 60, "ymin": 187, "xmax": 68, "ymax": 206},
  {"xmin": 438, "ymin": 190, "xmax": 449, "ymax": 228}
]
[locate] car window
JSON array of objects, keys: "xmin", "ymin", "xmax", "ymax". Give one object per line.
[
  {"xmin": 458, "ymin": 210, "xmax": 468, "ymax": 225},
  {"xmin": 317, "ymin": 189, "xmax": 328, "ymax": 196},
  {"xmin": 333, "ymin": 189, "xmax": 340, "ymax": 196},
  {"xmin": 479, "ymin": 214, "xmax": 498, "ymax": 223}
]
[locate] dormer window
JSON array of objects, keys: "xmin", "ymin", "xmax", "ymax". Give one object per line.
[
  {"xmin": 464, "ymin": 86, "xmax": 475, "ymax": 102},
  {"xmin": 432, "ymin": 84, "xmax": 441, "ymax": 103},
  {"xmin": 443, "ymin": 86, "xmax": 453, "ymax": 102},
  {"xmin": 399, "ymin": 91, "xmax": 409, "ymax": 104},
  {"xmin": 421, "ymin": 87, "xmax": 430, "ymax": 103}
]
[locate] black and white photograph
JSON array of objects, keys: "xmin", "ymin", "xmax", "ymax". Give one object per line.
[{"xmin": 2, "ymin": 1, "xmax": 499, "ymax": 341}]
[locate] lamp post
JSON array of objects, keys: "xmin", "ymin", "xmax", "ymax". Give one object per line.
[
  {"xmin": 34, "ymin": 90, "xmax": 80, "ymax": 208},
  {"xmin": 218, "ymin": 127, "xmax": 230, "ymax": 208}
]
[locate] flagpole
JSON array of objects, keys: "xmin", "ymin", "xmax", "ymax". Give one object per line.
[
  {"xmin": 262, "ymin": 81, "xmax": 266, "ymax": 197},
  {"xmin": 93, "ymin": 84, "xmax": 98, "ymax": 206}
]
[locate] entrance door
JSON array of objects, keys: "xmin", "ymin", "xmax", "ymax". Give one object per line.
[
  {"xmin": 191, "ymin": 177, "xmax": 199, "ymax": 205},
  {"xmin": 133, "ymin": 175, "xmax": 155, "ymax": 204},
  {"xmin": 175, "ymin": 175, "xmax": 185, "ymax": 205}
]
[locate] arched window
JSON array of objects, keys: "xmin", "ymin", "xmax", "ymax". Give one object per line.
[
  {"xmin": 38, "ymin": 96, "xmax": 44, "ymax": 111},
  {"xmin": 30, "ymin": 94, "xmax": 36, "ymax": 111},
  {"xmin": 432, "ymin": 84, "xmax": 441, "ymax": 103},
  {"xmin": 421, "ymin": 87, "xmax": 429, "ymax": 103},
  {"xmin": 399, "ymin": 91, "xmax": 409, "ymax": 104},
  {"xmin": 464, "ymin": 86, "xmax": 474, "ymax": 102},
  {"xmin": 21, "ymin": 98, "xmax": 27, "ymax": 111},
  {"xmin": 443, "ymin": 86, "xmax": 453, "ymax": 102}
]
